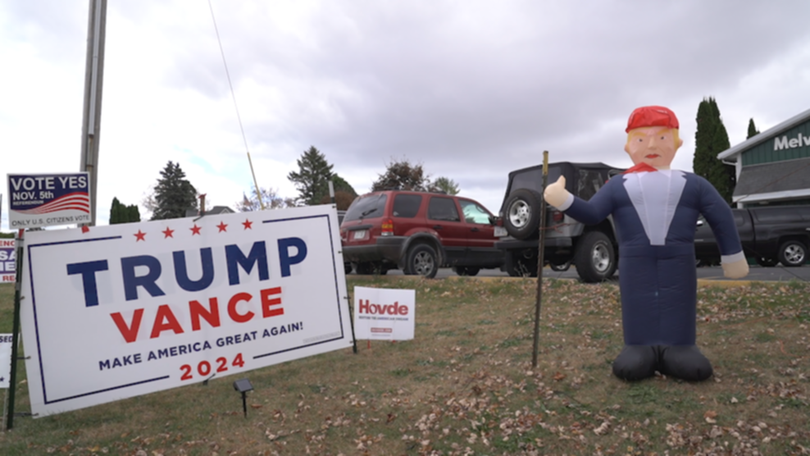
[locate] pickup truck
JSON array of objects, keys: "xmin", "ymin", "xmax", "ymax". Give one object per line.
[
  {"xmin": 493, "ymin": 162, "xmax": 625, "ymax": 282},
  {"xmin": 694, "ymin": 205, "xmax": 810, "ymax": 267}
]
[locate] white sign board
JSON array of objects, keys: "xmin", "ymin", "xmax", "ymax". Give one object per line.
[
  {"xmin": 7, "ymin": 173, "xmax": 91, "ymax": 229},
  {"xmin": 1, "ymin": 239, "xmax": 14, "ymax": 283},
  {"xmin": 0, "ymin": 334, "xmax": 12, "ymax": 389},
  {"xmin": 20, "ymin": 206, "xmax": 352, "ymax": 416},
  {"xmin": 354, "ymin": 286, "xmax": 415, "ymax": 341}
]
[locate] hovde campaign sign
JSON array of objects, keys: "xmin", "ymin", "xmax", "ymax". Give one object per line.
[
  {"xmin": 20, "ymin": 205, "xmax": 352, "ymax": 416},
  {"xmin": 7, "ymin": 173, "xmax": 91, "ymax": 229},
  {"xmin": 1, "ymin": 239, "xmax": 15, "ymax": 283},
  {"xmin": 354, "ymin": 286, "xmax": 415, "ymax": 341}
]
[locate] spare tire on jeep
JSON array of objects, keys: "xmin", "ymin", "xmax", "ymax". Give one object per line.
[{"xmin": 503, "ymin": 189, "xmax": 543, "ymax": 240}]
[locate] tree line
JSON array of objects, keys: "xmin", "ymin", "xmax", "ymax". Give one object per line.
[{"xmin": 108, "ymin": 147, "xmax": 460, "ymax": 224}]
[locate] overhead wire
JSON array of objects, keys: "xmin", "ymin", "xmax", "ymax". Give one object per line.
[{"xmin": 207, "ymin": 0, "xmax": 265, "ymax": 210}]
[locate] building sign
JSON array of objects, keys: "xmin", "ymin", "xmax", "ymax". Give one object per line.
[
  {"xmin": 20, "ymin": 206, "xmax": 352, "ymax": 416},
  {"xmin": 354, "ymin": 286, "xmax": 415, "ymax": 341},
  {"xmin": 773, "ymin": 132, "xmax": 810, "ymax": 151},
  {"xmin": 0, "ymin": 239, "xmax": 15, "ymax": 283},
  {"xmin": 7, "ymin": 173, "xmax": 91, "ymax": 229}
]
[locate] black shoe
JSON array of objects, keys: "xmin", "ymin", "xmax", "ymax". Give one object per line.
[
  {"xmin": 612, "ymin": 345, "xmax": 658, "ymax": 381},
  {"xmin": 658, "ymin": 345, "xmax": 713, "ymax": 382}
]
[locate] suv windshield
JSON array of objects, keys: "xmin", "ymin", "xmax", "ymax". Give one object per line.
[{"xmin": 343, "ymin": 193, "xmax": 387, "ymax": 222}]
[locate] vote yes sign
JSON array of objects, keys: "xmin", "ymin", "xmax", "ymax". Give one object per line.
[{"xmin": 20, "ymin": 205, "xmax": 352, "ymax": 417}]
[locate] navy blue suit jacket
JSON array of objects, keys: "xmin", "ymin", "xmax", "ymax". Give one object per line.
[{"xmin": 564, "ymin": 171, "xmax": 741, "ymax": 345}]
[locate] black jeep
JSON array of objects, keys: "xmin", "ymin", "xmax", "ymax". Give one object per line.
[{"xmin": 494, "ymin": 162, "xmax": 624, "ymax": 282}]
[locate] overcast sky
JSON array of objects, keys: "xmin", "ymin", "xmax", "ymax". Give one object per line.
[{"xmin": 2, "ymin": 0, "xmax": 810, "ymax": 230}]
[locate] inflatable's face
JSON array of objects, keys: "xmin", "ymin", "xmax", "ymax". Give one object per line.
[{"xmin": 624, "ymin": 126, "xmax": 683, "ymax": 169}]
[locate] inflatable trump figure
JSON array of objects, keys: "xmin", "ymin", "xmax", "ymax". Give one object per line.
[{"xmin": 544, "ymin": 106, "xmax": 749, "ymax": 382}]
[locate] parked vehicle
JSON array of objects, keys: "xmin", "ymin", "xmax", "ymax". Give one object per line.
[
  {"xmin": 493, "ymin": 162, "xmax": 625, "ymax": 282},
  {"xmin": 337, "ymin": 210, "xmax": 352, "ymax": 274},
  {"xmin": 340, "ymin": 190, "xmax": 504, "ymax": 278},
  {"xmin": 695, "ymin": 205, "xmax": 810, "ymax": 267}
]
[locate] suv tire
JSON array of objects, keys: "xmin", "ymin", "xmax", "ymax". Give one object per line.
[
  {"xmin": 504, "ymin": 189, "xmax": 543, "ymax": 240},
  {"xmin": 574, "ymin": 231, "xmax": 616, "ymax": 283},
  {"xmin": 405, "ymin": 244, "xmax": 439, "ymax": 278},
  {"xmin": 778, "ymin": 239, "xmax": 807, "ymax": 267}
]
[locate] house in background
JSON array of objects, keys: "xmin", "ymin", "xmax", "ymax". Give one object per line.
[
  {"xmin": 185, "ymin": 206, "xmax": 235, "ymax": 217},
  {"xmin": 718, "ymin": 108, "xmax": 810, "ymax": 208}
]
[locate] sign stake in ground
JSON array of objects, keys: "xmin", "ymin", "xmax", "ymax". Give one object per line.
[
  {"xmin": 532, "ymin": 151, "xmax": 550, "ymax": 368},
  {"xmin": 6, "ymin": 229, "xmax": 25, "ymax": 430}
]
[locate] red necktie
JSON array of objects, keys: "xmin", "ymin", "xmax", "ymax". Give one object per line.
[{"xmin": 623, "ymin": 162, "xmax": 658, "ymax": 174}]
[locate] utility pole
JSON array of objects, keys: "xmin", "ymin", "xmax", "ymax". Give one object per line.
[{"xmin": 79, "ymin": 0, "xmax": 107, "ymax": 226}]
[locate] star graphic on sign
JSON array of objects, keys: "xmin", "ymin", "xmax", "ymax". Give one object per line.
[
  {"xmin": 134, "ymin": 230, "xmax": 146, "ymax": 242},
  {"xmin": 81, "ymin": 226, "xmax": 90, "ymax": 233},
  {"xmin": 242, "ymin": 219, "xmax": 253, "ymax": 230},
  {"xmin": 217, "ymin": 222, "xmax": 228, "ymax": 232},
  {"xmin": 162, "ymin": 227, "xmax": 174, "ymax": 238},
  {"xmin": 190, "ymin": 224, "xmax": 202, "ymax": 235}
]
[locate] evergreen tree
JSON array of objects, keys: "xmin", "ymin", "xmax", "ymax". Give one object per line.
[
  {"xmin": 151, "ymin": 161, "xmax": 198, "ymax": 220},
  {"xmin": 747, "ymin": 118, "xmax": 760, "ymax": 139},
  {"xmin": 371, "ymin": 159, "xmax": 430, "ymax": 192},
  {"xmin": 109, "ymin": 197, "xmax": 123, "ymax": 224},
  {"xmin": 693, "ymin": 97, "xmax": 734, "ymax": 204},
  {"xmin": 109, "ymin": 198, "xmax": 142, "ymax": 224},
  {"xmin": 287, "ymin": 146, "xmax": 334, "ymax": 206},
  {"xmin": 127, "ymin": 204, "xmax": 141, "ymax": 223},
  {"xmin": 429, "ymin": 176, "xmax": 460, "ymax": 195}
]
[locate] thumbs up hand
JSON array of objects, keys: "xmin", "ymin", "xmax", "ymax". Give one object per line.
[{"xmin": 544, "ymin": 176, "xmax": 570, "ymax": 209}]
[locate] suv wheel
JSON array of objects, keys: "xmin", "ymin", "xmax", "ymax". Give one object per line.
[
  {"xmin": 574, "ymin": 231, "xmax": 616, "ymax": 283},
  {"xmin": 503, "ymin": 189, "xmax": 542, "ymax": 240},
  {"xmin": 406, "ymin": 244, "xmax": 439, "ymax": 278},
  {"xmin": 778, "ymin": 240, "xmax": 807, "ymax": 267}
]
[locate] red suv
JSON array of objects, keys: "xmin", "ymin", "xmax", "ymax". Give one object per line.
[{"xmin": 340, "ymin": 190, "xmax": 504, "ymax": 278}]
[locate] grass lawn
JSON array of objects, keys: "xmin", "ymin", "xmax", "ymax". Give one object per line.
[{"xmin": 0, "ymin": 276, "xmax": 808, "ymax": 455}]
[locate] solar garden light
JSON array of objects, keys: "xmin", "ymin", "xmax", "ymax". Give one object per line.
[{"xmin": 232, "ymin": 378, "xmax": 253, "ymax": 418}]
